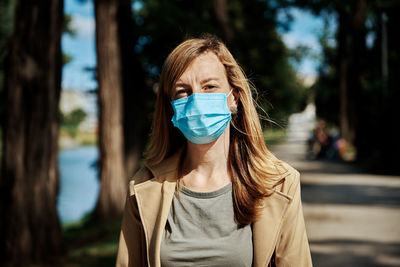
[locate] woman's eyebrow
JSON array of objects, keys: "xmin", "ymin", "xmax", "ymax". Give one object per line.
[
  {"xmin": 200, "ymin": 77, "xmax": 220, "ymax": 84},
  {"xmin": 174, "ymin": 82, "xmax": 188, "ymax": 88},
  {"xmin": 175, "ymin": 77, "xmax": 220, "ymax": 87}
]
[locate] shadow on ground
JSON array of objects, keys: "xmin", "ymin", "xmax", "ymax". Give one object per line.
[
  {"xmin": 310, "ymin": 239, "xmax": 400, "ymax": 267},
  {"xmin": 301, "ymin": 183, "xmax": 400, "ymax": 207}
]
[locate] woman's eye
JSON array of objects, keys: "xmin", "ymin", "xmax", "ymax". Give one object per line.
[
  {"xmin": 175, "ymin": 89, "xmax": 188, "ymax": 98},
  {"xmin": 205, "ymin": 85, "xmax": 216, "ymax": 90}
]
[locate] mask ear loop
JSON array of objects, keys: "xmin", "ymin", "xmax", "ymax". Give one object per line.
[
  {"xmin": 225, "ymin": 89, "xmax": 234, "ymax": 162},
  {"xmin": 227, "ymin": 89, "xmax": 238, "ymax": 114}
]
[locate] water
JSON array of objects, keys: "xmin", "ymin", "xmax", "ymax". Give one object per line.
[{"xmin": 57, "ymin": 146, "xmax": 99, "ymax": 223}]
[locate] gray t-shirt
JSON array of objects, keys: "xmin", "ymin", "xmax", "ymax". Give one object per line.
[{"xmin": 160, "ymin": 182, "xmax": 253, "ymax": 267}]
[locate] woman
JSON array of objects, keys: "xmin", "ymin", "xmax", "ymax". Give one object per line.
[{"xmin": 116, "ymin": 35, "xmax": 312, "ymax": 267}]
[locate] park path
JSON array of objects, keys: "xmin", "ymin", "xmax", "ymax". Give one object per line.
[{"xmin": 269, "ymin": 140, "xmax": 400, "ymax": 267}]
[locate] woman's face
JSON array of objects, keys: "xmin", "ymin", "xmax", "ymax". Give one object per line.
[{"xmin": 172, "ymin": 52, "xmax": 231, "ymax": 100}]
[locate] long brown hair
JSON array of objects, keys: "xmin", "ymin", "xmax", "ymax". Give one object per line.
[{"xmin": 144, "ymin": 35, "xmax": 288, "ymax": 226}]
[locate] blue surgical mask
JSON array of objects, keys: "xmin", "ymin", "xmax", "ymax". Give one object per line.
[{"xmin": 171, "ymin": 90, "xmax": 233, "ymax": 144}]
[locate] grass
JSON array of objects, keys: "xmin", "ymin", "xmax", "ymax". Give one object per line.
[
  {"xmin": 59, "ymin": 130, "xmax": 97, "ymax": 149},
  {"xmin": 59, "ymin": 214, "xmax": 121, "ymax": 266},
  {"xmin": 263, "ymin": 127, "xmax": 287, "ymax": 145},
  {"xmin": 77, "ymin": 131, "xmax": 97, "ymax": 146}
]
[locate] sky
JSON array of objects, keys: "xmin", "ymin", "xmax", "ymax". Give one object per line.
[
  {"xmin": 62, "ymin": 0, "xmax": 96, "ymax": 91},
  {"xmin": 62, "ymin": 0, "xmax": 334, "ymax": 92},
  {"xmin": 277, "ymin": 8, "xmax": 331, "ymax": 78}
]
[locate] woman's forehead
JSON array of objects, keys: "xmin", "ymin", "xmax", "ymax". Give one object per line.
[{"xmin": 176, "ymin": 52, "xmax": 227, "ymax": 83}]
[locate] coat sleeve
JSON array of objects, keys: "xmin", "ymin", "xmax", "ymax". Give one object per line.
[
  {"xmin": 275, "ymin": 170, "xmax": 313, "ymax": 267},
  {"xmin": 116, "ymin": 171, "xmax": 150, "ymax": 267}
]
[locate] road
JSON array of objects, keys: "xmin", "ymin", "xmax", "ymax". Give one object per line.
[{"xmin": 269, "ymin": 141, "xmax": 400, "ymax": 267}]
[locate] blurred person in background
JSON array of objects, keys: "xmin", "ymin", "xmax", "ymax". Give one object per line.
[
  {"xmin": 307, "ymin": 119, "xmax": 334, "ymax": 160},
  {"xmin": 116, "ymin": 35, "xmax": 312, "ymax": 267}
]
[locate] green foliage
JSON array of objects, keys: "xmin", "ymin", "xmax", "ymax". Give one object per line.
[
  {"xmin": 227, "ymin": 0, "xmax": 308, "ymax": 124},
  {"xmin": 264, "ymin": 127, "xmax": 287, "ymax": 145},
  {"xmin": 357, "ymin": 2, "xmax": 400, "ymax": 173},
  {"xmin": 61, "ymin": 213, "xmax": 120, "ymax": 266},
  {"xmin": 60, "ymin": 108, "xmax": 87, "ymax": 138},
  {"xmin": 135, "ymin": 0, "xmax": 307, "ymax": 125},
  {"xmin": 309, "ymin": 22, "xmax": 339, "ymax": 125},
  {"xmin": 297, "ymin": 0, "xmax": 400, "ymax": 173},
  {"xmin": 0, "ymin": 0, "xmax": 15, "ymax": 96},
  {"xmin": 62, "ymin": 13, "xmax": 75, "ymax": 66},
  {"xmin": 63, "ymin": 13, "xmax": 77, "ymax": 36},
  {"xmin": 0, "ymin": 0, "xmax": 14, "ymax": 53},
  {"xmin": 62, "ymin": 52, "xmax": 73, "ymax": 66},
  {"xmin": 0, "ymin": 0, "xmax": 15, "ymax": 144}
]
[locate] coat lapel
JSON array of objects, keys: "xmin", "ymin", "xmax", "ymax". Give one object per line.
[
  {"xmin": 253, "ymin": 189, "xmax": 292, "ymax": 267},
  {"xmin": 133, "ymin": 150, "xmax": 182, "ymax": 267}
]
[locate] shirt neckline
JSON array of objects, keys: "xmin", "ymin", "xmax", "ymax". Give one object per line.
[{"xmin": 179, "ymin": 182, "xmax": 232, "ymax": 199}]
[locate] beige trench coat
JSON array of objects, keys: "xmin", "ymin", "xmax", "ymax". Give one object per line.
[{"xmin": 115, "ymin": 149, "xmax": 313, "ymax": 267}]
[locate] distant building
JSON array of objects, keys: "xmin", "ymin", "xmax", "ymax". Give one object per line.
[
  {"xmin": 79, "ymin": 114, "xmax": 98, "ymax": 133},
  {"xmin": 60, "ymin": 89, "xmax": 98, "ymax": 132},
  {"xmin": 60, "ymin": 90, "xmax": 87, "ymax": 114}
]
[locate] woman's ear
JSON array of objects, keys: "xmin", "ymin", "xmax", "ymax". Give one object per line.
[{"xmin": 229, "ymin": 88, "xmax": 239, "ymax": 114}]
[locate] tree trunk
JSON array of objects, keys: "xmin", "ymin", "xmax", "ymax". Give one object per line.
[
  {"xmin": 117, "ymin": 0, "xmax": 150, "ymax": 179},
  {"xmin": 0, "ymin": 0, "xmax": 64, "ymax": 264},
  {"xmin": 350, "ymin": 0, "xmax": 367, "ymax": 156},
  {"xmin": 212, "ymin": 0, "xmax": 233, "ymax": 43},
  {"xmin": 337, "ymin": 6, "xmax": 352, "ymax": 144},
  {"xmin": 94, "ymin": 0, "xmax": 127, "ymax": 219}
]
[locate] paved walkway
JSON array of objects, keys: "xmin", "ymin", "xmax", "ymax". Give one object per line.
[{"xmin": 269, "ymin": 141, "xmax": 400, "ymax": 267}]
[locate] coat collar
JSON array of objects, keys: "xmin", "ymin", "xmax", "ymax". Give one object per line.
[
  {"xmin": 134, "ymin": 147, "xmax": 291, "ymax": 267},
  {"xmin": 133, "ymin": 149, "xmax": 182, "ymax": 267},
  {"xmin": 144, "ymin": 147, "xmax": 184, "ymax": 181}
]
